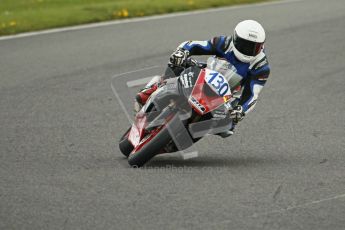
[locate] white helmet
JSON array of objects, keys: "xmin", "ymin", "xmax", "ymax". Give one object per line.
[{"xmin": 233, "ymin": 20, "xmax": 266, "ymax": 63}]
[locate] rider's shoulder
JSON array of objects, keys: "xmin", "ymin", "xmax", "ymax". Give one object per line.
[
  {"xmin": 249, "ymin": 51, "xmax": 270, "ymax": 71},
  {"xmin": 211, "ymin": 35, "xmax": 232, "ymax": 52}
]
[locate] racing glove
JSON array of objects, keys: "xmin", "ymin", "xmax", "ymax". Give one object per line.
[
  {"xmin": 170, "ymin": 48, "xmax": 190, "ymax": 66},
  {"xmin": 230, "ymin": 105, "xmax": 245, "ymax": 124}
]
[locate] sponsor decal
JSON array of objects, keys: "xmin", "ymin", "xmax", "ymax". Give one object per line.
[
  {"xmin": 180, "ymin": 72, "xmax": 194, "ymax": 88},
  {"xmin": 249, "ymin": 33, "xmax": 258, "ymax": 39},
  {"xmin": 223, "ymin": 95, "xmax": 231, "ymax": 102},
  {"xmin": 212, "ymin": 110, "xmax": 227, "ymax": 119},
  {"xmin": 189, "ymin": 96, "xmax": 206, "ymax": 113}
]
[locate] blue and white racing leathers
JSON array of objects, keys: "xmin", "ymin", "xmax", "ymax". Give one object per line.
[{"xmin": 178, "ymin": 36, "xmax": 270, "ymax": 115}]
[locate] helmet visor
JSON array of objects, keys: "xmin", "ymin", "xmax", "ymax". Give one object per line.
[{"xmin": 233, "ymin": 32, "xmax": 263, "ymax": 57}]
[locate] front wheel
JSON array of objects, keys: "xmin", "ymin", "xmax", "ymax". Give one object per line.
[
  {"xmin": 119, "ymin": 127, "xmax": 134, "ymax": 158},
  {"xmin": 128, "ymin": 125, "xmax": 172, "ymax": 167}
]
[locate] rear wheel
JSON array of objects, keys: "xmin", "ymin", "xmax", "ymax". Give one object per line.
[
  {"xmin": 128, "ymin": 124, "xmax": 172, "ymax": 167},
  {"xmin": 119, "ymin": 127, "xmax": 134, "ymax": 158}
]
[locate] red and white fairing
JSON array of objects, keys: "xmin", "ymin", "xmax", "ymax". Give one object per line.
[{"xmin": 188, "ymin": 68, "xmax": 232, "ymax": 115}]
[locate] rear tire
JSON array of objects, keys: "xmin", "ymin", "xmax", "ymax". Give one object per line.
[
  {"xmin": 119, "ymin": 127, "xmax": 134, "ymax": 158},
  {"xmin": 128, "ymin": 126, "xmax": 171, "ymax": 167}
]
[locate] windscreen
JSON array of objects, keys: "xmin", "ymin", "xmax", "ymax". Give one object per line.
[{"xmin": 206, "ymin": 57, "xmax": 242, "ymax": 90}]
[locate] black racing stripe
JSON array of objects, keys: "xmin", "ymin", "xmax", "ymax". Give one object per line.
[
  {"xmin": 211, "ymin": 36, "xmax": 221, "ymax": 53},
  {"xmin": 223, "ymin": 36, "xmax": 232, "ymax": 51},
  {"xmin": 213, "ymin": 36, "xmax": 231, "ymax": 52},
  {"xmin": 247, "ymin": 100, "xmax": 257, "ymax": 110},
  {"xmin": 211, "ymin": 36, "xmax": 221, "ymax": 46},
  {"xmin": 238, "ymin": 78, "xmax": 252, "ymax": 106},
  {"xmin": 252, "ymin": 56, "xmax": 268, "ymax": 70}
]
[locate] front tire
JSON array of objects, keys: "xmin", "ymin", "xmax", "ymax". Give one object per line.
[
  {"xmin": 119, "ymin": 127, "xmax": 134, "ymax": 157},
  {"xmin": 128, "ymin": 125, "xmax": 171, "ymax": 167}
]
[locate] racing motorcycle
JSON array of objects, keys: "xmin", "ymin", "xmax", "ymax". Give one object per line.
[{"xmin": 119, "ymin": 57, "xmax": 242, "ymax": 167}]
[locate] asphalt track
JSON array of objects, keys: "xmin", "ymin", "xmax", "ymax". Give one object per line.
[{"xmin": 1, "ymin": 0, "xmax": 345, "ymax": 229}]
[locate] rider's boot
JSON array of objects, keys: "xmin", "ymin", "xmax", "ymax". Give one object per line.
[
  {"xmin": 217, "ymin": 122, "xmax": 236, "ymax": 138},
  {"xmin": 134, "ymin": 76, "xmax": 161, "ymax": 112},
  {"xmin": 134, "ymin": 65, "xmax": 184, "ymax": 112}
]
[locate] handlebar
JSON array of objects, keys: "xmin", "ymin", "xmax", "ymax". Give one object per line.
[
  {"xmin": 185, "ymin": 57, "xmax": 207, "ymax": 68},
  {"xmin": 168, "ymin": 57, "xmax": 207, "ymax": 69}
]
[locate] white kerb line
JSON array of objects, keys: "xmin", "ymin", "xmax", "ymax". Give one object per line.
[
  {"xmin": 126, "ymin": 76, "xmax": 159, "ymax": 88},
  {"xmin": 0, "ymin": 0, "xmax": 304, "ymax": 41},
  {"xmin": 181, "ymin": 151, "xmax": 199, "ymax": 160},
  {"xmin": 111, "ymin": 65, "xmax": 159, "ymax": 123}
]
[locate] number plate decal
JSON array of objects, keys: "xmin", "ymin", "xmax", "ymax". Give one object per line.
[{"xmin": 205, "ymin": 69, "xmax": 231, "ymax": 97}]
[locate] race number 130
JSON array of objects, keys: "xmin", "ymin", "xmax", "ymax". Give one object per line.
[{"xmin": 206, "ymin": 72, "xmax": 229, "ymax": 97}]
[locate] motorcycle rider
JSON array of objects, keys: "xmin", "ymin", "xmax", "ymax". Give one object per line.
[{"xmin": 135, "ymin": 20, "xmax": 270, "ymax": 137}]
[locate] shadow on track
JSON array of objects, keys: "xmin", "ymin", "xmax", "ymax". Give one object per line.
[{"xmin": 145, "ymin": 154, "xmax": 289, "ymax": 168}]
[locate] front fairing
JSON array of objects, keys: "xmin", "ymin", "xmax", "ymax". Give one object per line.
[
  {"xmin": 141, "ymin": 77, "xmax": 181, "ymax": 114},
  {"xmin": 129, "ymin": 78, "xmax": 180, "ymax": 148},
  {"xmin": 188, "ymin": 68, "xmax": 231, "ymax": 115}
]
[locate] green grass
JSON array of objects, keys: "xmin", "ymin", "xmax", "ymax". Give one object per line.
[{"xmin": 0, "ymin": 0, "xmax": 269, "ymax": 36}]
